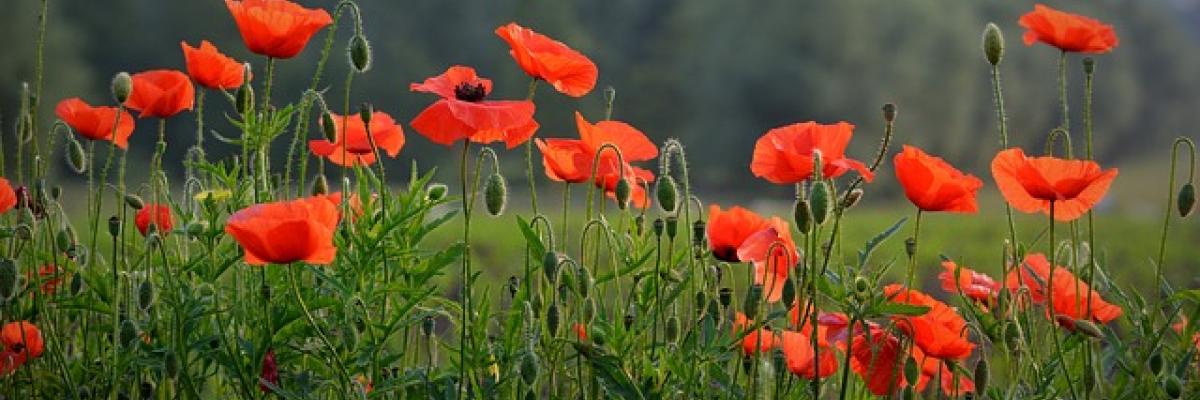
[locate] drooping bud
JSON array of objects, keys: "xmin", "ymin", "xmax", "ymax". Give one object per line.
[
  {"xmin": 484, "ymin": 173, "xmax": 508, "ymax": 217},
  {"xmin": 614, "ymin": 179, "xmax": 631, "ymax": 210},
  {"xmin": 70, "ymin": 272, "xmax": 84, "ymax": 295},
  {"xmin": 426, "ymin": 183, "xmax": 448, "ymax": 202},
  {"xmin": 519, "ymin": 351, "xmax": 540, "ymax": 385},
  {"xmin": 982, "ymin": 23, "xmax": 1004, "ymax": 66},
  {"xmin": 348, "ymin": 34, "xmax": 372, "ymax": 73},
  {"xmin": 67, "ymin": 138, "xmax": 87, "ymax": 174},
  {"xmin": 1149, "ymin": 350, "xmax": 1164, "ymax": 375},
  {"xmin": 546, "ymin": 304, "xmax": 560, "ymax": 336},
  {"xmin": 320, "ymin": 112, "xmax": 338, "ymax": 141},
  {"xmin": 973, "ymin": 358, "xmax": 989, "ymax": 394},
  {"xmin": 903, "ymin": 357, "xmax": 920, "ymax": 388},
  {"xmin": 781, "ymin": 279, "xmax": 796, "ymax": 305},
  {"xmin": 809, "ymin": 181, "xmax": 831, "ymax": 225},
  {"xmin": 0, "ymin": 259, "xmax": 17, "ymax": 301},
  {"xmin": 882, "ymin": 103, "xmax": 898, "ymax": 124},
  {"xmin": 125, "ymin": 194, "xmax": 145, "ymax": 210},
  {"xmin": 841, "ymin": 188, "xmax": 864, "ymax": 210},
  {"xmin": 112, "ymin": 72, "xmax": 133, "ymax": 103},
  {"xmin": 657, "ymin": 175, "xmax": 678, "ymax": 213},
  {"xmin": 138, "ymin": 280, "xmax": 155, "ymax": 311},
  {"xmin": 1164, "ymin": 374, "xmax": 1183, "ymax": 399},
  {"xmin": 235, "ymin": 81, "xmax": 254, "ymax": 115},
  {"xmin": 793, "ymin": 198, "xmax": 812, "ymax": 234},
  {"xmin": 1178, "ymin": 183, "xmax": 1195, "ymax": 217},
  {"xmin": 542, "ymin": 251, "xmax": 560, "ymax": 283}
]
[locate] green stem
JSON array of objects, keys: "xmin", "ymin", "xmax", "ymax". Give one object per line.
[
  {"xmin": 458, "ymin": 140, "xmax": 474, "ymax": 397},
  {"xmin": 289, "ymin": 264, "xmax": 353, "ymax": 396},
  {"xmin": 1156, "ymin": 138, "xmax": 1195, "ymax": 303},
  {"xmin": 1058, "ymin": 51, "xmax": 1069, "ymax": 131},
  {"xmin": 904, "ymin": 209, "xmax": 923, "ymax": 291}
]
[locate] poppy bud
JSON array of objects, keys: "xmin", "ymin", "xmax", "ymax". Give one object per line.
[
  {"xmin": 484, "ymin": 173, "xmax": 508, "ymax": 217},
  {"xmin": 882, "ymin": 103, "xmax": 898, "ymax": 123},
  {"xmin": 809, "ymin": 181, "xmax": 831, "ymax": 225},
  {"xmin": 520, "ymin": 351, "xmax": 540, "ymax": 385},
  {"xmin": 321, "ymin": 112, "xmax": 338, "ymax": 141},
  {"xmin": 546, "ymin": 304, "xmax": 560, "ymax": 336},
  {"xmin": 1149, "ymin": 351, "xmax": 1164, "ymax": 375},
  {"xmin": 854, "ymin": 276, "xmax": 870, "ymax": 294},
  {"xmin": 841, "ymin": 188, "xmax": 864, "ymax": 210},
  {"xmin": 138, "ymin": 280, "xmax": 155, "ymax": 311},
  {"xmin": 0, "ymin": 259, "xmax": 16, "ymax": 301},
  {"xmin": 744, "ymin": 285, "xmax": 763, "ymax": 317},
  {"xmin": 623, "ymin": 312, "xmax": 635, "ymax": 330},
  {"xmin": 124, "ymin": 194, "xmax": 145, "ymax": 210},
  {"xmin": 634, "ymin": 215, "xmax": 645, "ymax": 236},
  {"xmin": 164, "ymin": 350, "xmax": 179, "ymax": 378},
  {"xmin": 1082, "ymin": 57, "xmax": 1095, "ymax": 75},
  {"xmin": 426, "ymin": 183, "xmax": 448, "ymax": 202},
  {"xmin": 542, "ymin": 251, "xmax": 560, "ymax": 283},
  {"xmin": 982, "ymin": 23, "xmax": 1004, "ymax": 66},
  {"xmin": 691, "ymin": 220, "xmax": 706, "ymax": 246},
  {"xmin": 108, "ymin": 216, "xmax": 122, "ymax": 237},
  {"xmin": 1072, "ymin": 319, "xmax": 1104, "ymax": 339},
  {"xmin": 615, "ymin": 179, "xmax": 632, "ymax": 210},
  {"xmin": 974, "ymin": 358, "xmax": 989, "ymax": 394},
  {"xmin": 666, "ymin": 316, "xmax": 680, "ymax": 343},
  {"xmin": 57, "ymin": 228, "xmax": 76, "ymax": 251},
  {"xmin": 348, "ymin": 34, "xmax": 372, "ymax": 73},
  {"xmin": 421, "ymin": 315, "xmax": 435, "ymax": 337},
  {"xmin": 781, "ymin": 279, "xmax": 797, "ymax": 305},
  {"xmin": 1178, "ymin": 183, "xmax": 1195, "ymax": 217},
  {"xmin": 70, "ymin": 273, "xmax": 84, "ymax": 295},
  {"xmin": 185, "ymin": 220, "xmax": 208, "ymax": 238},
  {"xmin": 1164, "ymin": 374, "xmax": 1183, "ymax": 399},
  {"xmin": 657, "ymin": 175, "xmax": 678, "ymax": 213},
  {"xmin": 67, "ymin": 138, "xmax": 87, "ymax": 174},
  {"xmin": 236, "ymin": 83, "xmax": 254, "ymax": 115},
  {"xmin": 793, "ymin": 198, "xmax": 812, "ymax": 234},
  {"xmin": 904, "ymin": 237, "xmax": 917, "ymax": 258},
  {"xmin": 358, "ymin": 103, "xmax": 373, "ymax": 127},
  {"xmin": 653, "ymin": 218, "xmax": 665, "ymax": 237},
  {"xmin": 112, "ymin": 72, "xmax": 133, "ymax": 103},
  {"xmin": 903, "ymin": 357, "xmax": 920, "ymax": 387},
  {"xmin": 120, "ymin": 319, "xmax": 140, "ymax": 346},
  {"xmin": 718, "ymin": 287, "xmax": 733, "ymax": 307},
  {"xmin": 665, "ymin": 216, "xmax": 678, "ymax": 239}
]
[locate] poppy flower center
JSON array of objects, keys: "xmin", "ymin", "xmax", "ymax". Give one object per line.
[{"xmin": 454, "ymin": 82, "xmax": 487, "ymax": 102}]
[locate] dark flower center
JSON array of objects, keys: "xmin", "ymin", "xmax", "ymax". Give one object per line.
[{"xmin": 454, "ymin": 82, "xmax": 487, "ymax": 102}]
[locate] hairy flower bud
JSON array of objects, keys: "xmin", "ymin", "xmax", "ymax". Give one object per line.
[
  {"xmin": 546, "ymin": 304, "xmax": 560, "ymax": 336},
  {"xmin": 349, "ymin": 34, "xmax": 372, "ymax": 73},
  {"xmin": 235, "ymin": 82, "xmax": 254, "ymax": 115},
  {"xmin": 138, "ymin": 280, "xmax": 155, "ymax": 311},
  {"xmin": 982, "ymin": 23, "xmax": 1004, "ymax": 66},
  {"xmin": 718, "ymin": 287, "xmax": 733, "ymax": 308},
  {"xmin": 484, "ymin": 173, "xmax": 508, "ymax": 217},
  {"xmin": 358, "ymin": 103, "xmax": 373, "ymax": 127},
  {"xmin": 974, "ymin": 358, "xmax": 989, "ymax": 394},
  {"xmin": 809, "ymin": 181, "xmax": 831, "ymax": 225},
  {"xmin": 0, "ymin": 259, "xmax": 17, "ymax": 301},
  {"xmin": 67, "ymin": 138, "xmax": 87, "ymax": 174},
  {"xmin": 1164, "ymin": 374, "xmax": 1183, "ymax": 398},
  {"xmin": 842, "ymin": 188, "xmax": 864, "ymax": 210},
  {"xmin": 793, "ymin": 198, "xmax": 812, "ymax": 234},
  {"xmin": 520, "ymin": 351, "xmax": 540, "ymax": 385},
  {"xmin": 665, "ymin": 216, "xmax": 678, "ymax": 239},
  {"xmin": 426, "ymin": 183, "xmax": 448, "ymax": 202},
  {"xmin": 125, "ymin": 194, "xmax": 145, "ymax": 210},
  {"xmin": 614, "ymin": 179, "xmax": 632, "ymax": 210},
  {"xmin": 112, "ymin": 72, "xmax": 133, "ymax": 103},
  {"xmin": 321, "ymin": 112, "xmax": 338, "ymax": 141},
  {"xmin": 1178, "ymin": 183, "xmax": 1195, "ymax": 217},
  {"xmin": 657, "ymin": 175, "xmax": 678, "ymax": 213}
]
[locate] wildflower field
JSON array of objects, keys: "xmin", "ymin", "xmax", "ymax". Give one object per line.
[{"xmin": 2, "ymin": 0, "xmax": 1200, "ymax": 399}]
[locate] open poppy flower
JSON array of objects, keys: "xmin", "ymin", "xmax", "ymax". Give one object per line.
[
  {"xmin": 751, "ymin": 121, "xmax": 874, "ymax": 184},
  {"xmin": 1005, "ymin": 253, "xmax": 1122, "ymax": 324},
  {"xmin": 733, "ymin": 312, "xmax": 777, "ymax": 356},
  {"xmin": 706, "ymin": 205, "xmax": 771, "ymax": 262},
  {"xmin": 0, "ymin": 178, "xmax": 15, "ymax": 214},
  {"xmin": 125, "ymin": 70, "xmax": 195, "ymax": 119},
  {"xmin": 411, "ymin": 65, "xmax": 539, "ymax": 149},
  {"xmin": 737, "ymin": 221, "xmax": 799, "ymax": 303},
  {"xmin": 939, "ymin": 260, "xmax": 1000, "ymax": 304},
  {"xmin": 536, "ymin": 112, "xmax": 657, "ymax": 207},
  {"xmin": 225, "ymin": 196, "xmax": 340, "ymax": 265},
  {"xmin": 991, "ymin": 148, "xmax": 1117, "ymax": 222},
  {"xmin": 779, "ymin": 330, "xmax": 838, "ymax": 379},
  {"xmin": 495, "ymin": 22, "xmax": 598, "ymax": 97},
  {"xmin": 850, "ymin": 326, "xmax": 907, "ymax": 396},
  {"xmin": 0, "ymin": 321, "xmax": 43, "ymax": 375},
  {"xmin": 883, "ymin": 284, "xmax": 975, "ymax": 360},
  {"xmin": 182, "ymin": 40, "xmax": 248, "ymax": 90},
  {"xmin": 789, "ymin": 303, "xmax": 852, "ymax": 347},
  {"xmin": 1019, "ymin": 4, "xmax": 1118, "ymax": 54},
  {"xmin": 912, "ymin": 346, "xmax": 976, "ymax": 396},
  {"xmin": 894, "ymin": 145, "xmax": 982, "ymax": 213},
  {"xmin": 226, "ymin": 0, "xmax": 332, "ymax": 59},
  {"xmin": 536, "ymin": 139, "xmax": 593, "ymax": 183},
  {"xmin": 55, "ymin": 98, "xmax": 136, "ymax": 149},
  {"xmin": 135, "ymin": 203, "xmax": 173, "ymax": 236},
  {"xmin": 309, "ymin": 111, "xmax": 405, "ymax": 167}
]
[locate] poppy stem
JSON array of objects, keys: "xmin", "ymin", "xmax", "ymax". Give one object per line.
[
  {"xmin": 458, "ymin": 140, "xmax": 474, "ymax": 397},
  {"xmin": 262, "ymin": 57, "xmax": 275, "ymax": 111},
  {"xmin": 561, "ymin": 183, "xmax": 570, "ymax": 250},
  {"xmin": 288, "ymin": 264, "xmax": 353, "ymax": 394},
  {"xmin": 904, "ymin": 209, "xmax": 923, "ymax": 291},
  {"xmin": 1058, "ymin": 51, "xmax": 1069, "ymax": 132},
  {"xmin": 194, "ymin": 90, "xmax": 206, "ymax": 161},
  {"xmin": 1156, "ymin": 138, "xmax": 1196, "ymax": 304},
  {"xmin": 525, "ymin": 79, "xmax": 540, "ymax": 215}
]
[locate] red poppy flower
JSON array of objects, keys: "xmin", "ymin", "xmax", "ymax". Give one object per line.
[
  {"xmin": 736, "ymin": 221, "xmax": 799, "ymax": 303},
  {"xmin": 779, "ymin": 330, "xmax": 838, "ymax": 379},
  {"xmin": 309, "ymin": 111, "xmax": 405, "ymax": 167},
  {"xmin": 354, "ymin": 374, "xmax": 374, "ymax": 394},
  {"xmin": 706, "ymin": 205, "xmax": 771, "ymax": 262},
  {"xmin": 573, "ymin": 323, "xmax": 588, "ymax": 341},
  {"xmin": 0, "ymin": 179, "xmax": 17, "ymax": 215},
  {"xmin": 883, "ymin": 284, "xmax": 974, "ymax": 360},
  {"xmin": 1019, "ymin": 4, "xmax": 1118, "ymax": 54},
  {"xmin": 182, "ymin": 40, "xmax": 249, "ymax": 90},
  {"xmin": 495, "ymin": 22, "xmax": 598, "ymax": 97},
  {"xmin": 734, "ymin": 312, "xmax": 777, "ymax": 356},
  {"xmin": 751, "ymin": 121, "xmax": 874, "ymax": 184},
  {"xmin": 410, "ymin": 65, "xmax": 539, "ymax": 149},
  {"xmin": 1005, "ymin": 253, "xmax": 1122, "ymax": 324},
  {"xmin": 850, "ymin": 327, "xmax": 907, "ymax": 396},
  {"xmin": 259, "ymin": 349, "xmax": 279, "ymax": 393},
  {"xmin": 135, "ymin": 203, "xmax": 173, "ymax": 236},
  {"xmin": 125, "ymin": 70, "xmax": 195, "ymax": 119},
  {"xmin": 536, "ymin": 112, "xmax": 657, "ymax": 207},
  {"xmin": 226, "ymin": 0, "xmax": 333, "ymax": 59},
  {"xmin": 1173, "ymin": 317, "xmax": 1200, "ymax": 353},
  {"xmin": 938, "ymin": 260, "xmax": 1000, "ymax": 304},
  {"xmin": 225, "ymin": 196, "xmax": 340, "ymax": 266},
  {"xmin": 536, "ymin": 139, "xmax": 592, "ymax": 184},
  {"xmin": 55, "ymin": 98, "xmax": 136, "ymax": 149},
  {"xmin": 912, "ymin": 347, "xmax": 976, "ymax": 396},
  {"xmin": 0, "ymin": 321, "xmax": 43, "ymax": 372},
  {"xmin": 324, "ymin": 192, "xmax": 369, "ymax": 220},
  {"xmin": 894, "ymin": 145, "xmax": 982, "ymax": 213},
  {"xmin": 789, "ymin": 303, "xmax": 852, "ymax": 348},
  {"xmin": 28, "ymin": 264, "xmax": 63, "ymax": 295},
  {"xmin": 991, "ymin": 148, "xmax": 1117, "ymax": 222}
]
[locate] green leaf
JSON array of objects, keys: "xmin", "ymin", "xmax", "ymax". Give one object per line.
[
  {"xmin": 876, "ymin": 302, "xmax": 931, "ymax": 317},
  {"xmin": 573, "ymin": 343, "xmax": 645, "ymax": 400},
  {"xmin": 858, "ymin": 217, "xmax": 907, "ymax": 267}
]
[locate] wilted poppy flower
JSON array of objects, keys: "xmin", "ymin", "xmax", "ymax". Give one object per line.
[
  {"xmin": 259, "ymin": 349, "xmax": 279, "ymax": 393},
  {"xmin": 226, "ymin": 0, "xmax": 333, "ymax": 59},
  {"xmin": 894, "ymin": 145, "xmax": 982, "ymax": 213},
  {"xmin": 225, "ymin": 196, "xmax": 339, "ymax": 265},
  {"xmin": 751, "ymin": 121, "xmax": 874, "ymax": 184},
  {"xmin": 850, "ymin": 327, "xmax": 907, "ymax": 396},
  {"xmin": 736, "ymin": 221, "xmax": 799, "ymax": 303},
  {"xmin": 883, "ymin": 284, "xmax": 975, "ymax": 360},
  {"xmin": 181, "ymin": 40, "xmax": 249, "ymax": 90},
  {"xmin": 1005, "ymin": 253, "xmax": 1122, "ymax": 324},
  {"xmin": 1019, "ymin": 4, "xmax": 1118, "ymax": 54},
  {"xmin": 939, "ymin": 260, "xmax": 1000, "ymax": 304},
  {"xmin": 410, "ymin": 65, "xmax": 539, "ymax": 149},
  {"xmin": 495, "ymin": 22, "xmax": 598, "ymax": 97},
  {"xmin": 125, "ymin": 70, "xmax": 195, "ymax": 119},
  {"xmin": 0, "ymin": 179, "xmax": 17, "ymax": 214},
  {"xmin": 136, "ymin": 203, "xmax": 173, "ymax": 236},
  {"xmin": 706, "ymin": 205, "xmax": 771, "ymax": 262},
  {"xmin": 28, "ymin": 265, "xmax": 63, "ymax": 295},
  {"xmin": 779, "ymin": 330, "xmax": 838, "ymax": 379},
  {"xmin": 734, "ymin": 312, "xmax": 777, "ymax": 356},
  {"xmin": 55, "ymin": 98, "xmax": 136, "ymax": 149},
  {"xmin": 0, "ymin": 321, "xmax": 43, "ymax": 374},
  {"xmin": 309, "ymin": 111, "xmax": 405, "ymax": 167},
  {"xmin": 991, "ymin": 148, "xmax": 1117, "ymax": 222}
]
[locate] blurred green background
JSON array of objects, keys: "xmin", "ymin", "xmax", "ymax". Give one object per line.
[{"xmin": 1, "ymin": 0, "xmax": 1197, "ymax": 290}]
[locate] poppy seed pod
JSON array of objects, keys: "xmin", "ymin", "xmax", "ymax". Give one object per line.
[
  {"xmin": 809, "ymin": 181, "xmax": 831, "ymax": 225},
  {"xmin": 623, "ymin": 312, "xmax": 635, "ymax": 330},
  {"xmin": 67, "ymin": 138, "xmax": 87, "ymax": 174},
  {"xmin": 983, "ymin": 23, "xmax": 1005, "ymax": 66},
  {"xmin": 614, "ymin": 179, "xmax": 632, "ymax": 210},
  {"xmin": 349, "ymin": 34, "xmax": 372, "ymax": 73},
  {"xmin": 882, "ymin": 103, "xmax": 898, "ymax": 123},
  {"xmin": 653, "ymin": 218, "xmax": 665, "ymax": 237},
  {"xmin": 692, "ymin": 220, "xmax": 706, "ymax": 247},
  {"xmin": 1178, "ymin": 183, "xmax": 1195, "ymax": 217},
  {"xmin": 358, "ymin": 103, "xmax": 374, "ymax": 127},
  {"xmin": 310, "ymin": 174, "xmax": 329, "ymax": 196},
  {"xmin": 484, "ymin": 173, "xmax": 508, "ymax": 217},
  {"xmin": 904, "ymin": 237, "xmax": 917, "ymax": 258},
  {"xmin": 112, "ymin": 72, "xmax": 133, "ymax": 103},
  {"xmin": 718, "ymin": 287, "xmax": 733, "ymax": 308},
  {"xmin": 0, "ymin": 259, "xmax": 16, "ymax": 301},
  {"xmin": 421, "ymin": 315, "xmax": 435, "ymax": 337},
  {"xmin": 744, "ymin": 285, "xmax": 763, "ymax": 317},
  {"xmin": 108, "ymin": 216, "xmax": 122, "ymax": 237},
  {"xmin": 321, "ymin": 112, "xmax": 338, "ymax": 141},
  {"xmin": 781, "ymin": 279, "xmax": 796, "ymax": 305},
  {"xmin": 793, "ymin": 198, "xmax": 812, "ymax": 234},
  {"xmin": 508, "ymin": 276, "xmax": 520, "ymax": 298},
  {"xmin": 138, "ymin": 280, "xmax": 155, "ymax": 311},
  {"xmin": 657, "ymin": 175, "xmax": 678, "ymax": 213},
  {"xmin": 665, "ymin": 216, "xmax": 678, "ymax": 239},
  {"xmin": 1082, "ymin": 57, "xmax": 1096, "ymax": 75}
]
